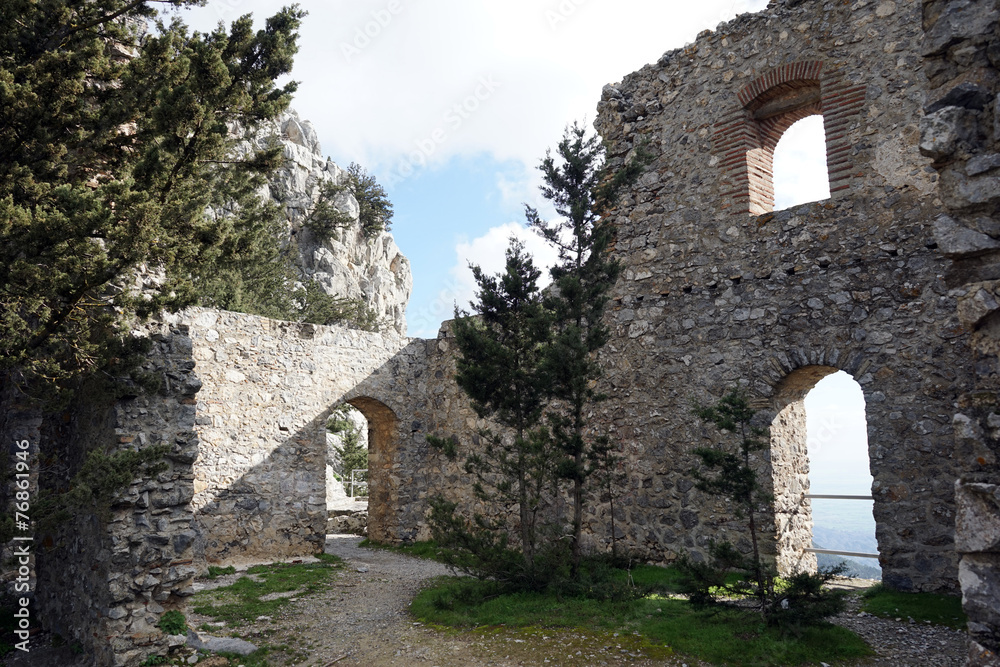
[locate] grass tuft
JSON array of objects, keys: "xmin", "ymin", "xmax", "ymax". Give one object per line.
[
  {"xmin": 191, "ymin": 554, "xmax": 344, "ymax": 625},
  {"xmin": 206, "ymin": 565, "xmax": 237, "ymax": 579},
  {"xmin": 411, "ymin": 572, "xmax": 873, "ymax": 666},
  {"xmin": 861, "ymin": 583, "xmax": 966, "ymax": 629}
]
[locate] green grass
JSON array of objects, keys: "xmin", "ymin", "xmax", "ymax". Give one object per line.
[
  {"xmin": 157, "ymin": 610, "xmax": 187, "ymax": 635},
  {"xmin": 359, "ymin": 539, "xmax": 450, "ymax": 561},
  {"xmin": 206, "ymin": 565, "xmax": 237, "ymax": 579},
  {"xmin": 861, "ymin": 583, "xmax": 967, "ymax": 629},
  {"xmin": 191, "ymin": 553, "xmax": 343, "ymax": 625},
  {"xmin": 411, "ymin": 575, "xmax": 873, "ymax": 666}
]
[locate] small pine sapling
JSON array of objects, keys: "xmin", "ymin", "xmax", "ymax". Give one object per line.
[{"xmin": 679, "ymin": 387, "xmax": 846, "ymax": 630}]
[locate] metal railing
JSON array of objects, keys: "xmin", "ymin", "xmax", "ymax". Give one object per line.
[
  {"xmin": 802, "ymin": 493, "xmax": 879, "ymax": 559},
  {"xmin": 349, "ymin": 469, "xmax": 369, "ymax": 498}
]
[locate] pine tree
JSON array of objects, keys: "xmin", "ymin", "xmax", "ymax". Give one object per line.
[
  {"xmin": 0, "ymin": 1, "xmax": 305, "ymax": 399},
  {"xmin": 679, "ymin": 388, "xmax": 848, "ymax": 629},
  {"xmin": 525, "ymin": 122, "xmax": 643, "ymax": 572},
  {"xmin": 327, "ymin": 405, "xmax": 368, "ymax": 495},
  {"xmin": 435, "ymin": 238, "xmax": 556, "ymax": 576}
]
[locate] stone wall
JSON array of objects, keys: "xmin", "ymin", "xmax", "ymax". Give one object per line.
[
  {"xmin": 12, "ymin": 1, "xmax": 1000, "ymax": 662},
  {"xmin": 174, "ymin": 310, "xmax": 481, "ymax": 553},
  {"xmin": 590, "ymin": 0, "xmax": 970, "ymax": 592},
  {"xmin": 174, "ymin": 308, "xmax": 411, "ymax": 563},
  {"xmin": 179, "ymin": 0, "xmax": 984, "ymax": 598},
  {"xmin": 1, "ymin": 324, "xmax": 201, "ymax": 667},
  {"xmin": 918, "ymin": 0, "xmax": 1000, "ymax": 663}
]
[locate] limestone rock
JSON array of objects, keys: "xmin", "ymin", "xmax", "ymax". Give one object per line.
[
  {"xmin": 235, "ymin": 109, "xmax": 412, "ymax": 335},
  {"xmin": 934, "ymin": 215, "xmax": 1000, "ymax": 258},
  {"xmin": 186, "ymin": 629, "xmax": 258, "ymax": 656},
  {"xmin": 922, "ymin": 0, "xmax": 1000, "ymax": 57},
  {"xmin": 956, "ymin": 481, "xmax": 1000, "ymax": 553},
  {"xmin": 919, "ymin": 106, "xmax": 977, "ymax": 161}
]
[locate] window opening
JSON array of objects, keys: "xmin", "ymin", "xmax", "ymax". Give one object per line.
[{"xmin": 772, "ymin": 115, "xmax": 831, "ymax": 211}]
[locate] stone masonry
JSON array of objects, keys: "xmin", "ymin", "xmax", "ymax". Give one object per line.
[
  {"xmin": 919, "ymin": 0, "xmax": 1000, "ymax": 663},
  {"xmin": 589, "ymin": 0, "xmax": 970, "ymax": 593},
  {"xmin": 9, "ymin": 1, "xmax": 1000, "ymax": 664},
  {"xmin": 1, "ymin": 324, "xmax": 201, "ymax": 667},
  {"xmin": 174, "ymin": 307, "xmax": 410, "ymax": 563}
]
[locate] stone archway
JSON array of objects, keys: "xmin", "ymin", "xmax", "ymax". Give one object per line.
[
  {"xmin": 344, "ymin": 396, "xmax": 399, "ymax": 543},
  {"xmin": 769, "ymin": 365, "xmax": 878, "ymax": 577}
]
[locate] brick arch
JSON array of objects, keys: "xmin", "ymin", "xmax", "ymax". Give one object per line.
[{"xmin": 714, "ymin": 61, "xmax": 867, "ymax": 215}]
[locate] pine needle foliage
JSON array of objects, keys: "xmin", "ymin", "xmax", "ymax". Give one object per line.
[
  {"xmin": 327, "ymin": 404, "xmax": 367, "ymax": 491},
  {"xmin": 304, "ymin": 162, "xmax": 393, "ymax": 239},
  {"xmin": 525, "ymin": 121, "xmax": 648, "ymax": 573},
  {"xmin": 429, "ymin": 122, "xmax": 650, "ymax": 590},
  {"xmin": 679, "ymin": 387, "xmax": 847, "ymax": 631},
  {"xmin": 430, "ymin": 238, "xmax": 558, "ymax": 583},
  {"xmin": 0, "ymin": 0, "xmax": 307, "ymax": 400}
]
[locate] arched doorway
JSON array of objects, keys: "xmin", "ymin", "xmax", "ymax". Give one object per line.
[
  {"xmin": 805, "ymin": 372, "xmax": 879, "ymax": 579},
  {"xmin": 770, "ymin": 365, "xmax": 879, "ymax": 576},
  {"xmin": 343, "ymin": 396, "xmax": 399, "ymax": 543}
]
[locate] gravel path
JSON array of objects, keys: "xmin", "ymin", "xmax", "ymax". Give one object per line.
[
  {"xmin": 219, "ymin": 535, "xmax": 964, "ymax": 667},
  {"xmin": 4, "ymin": 534, "xmax": 969, "ymax": 666},
  {"xmin": 238, "ymin": 535, "xmax": 701, "ymax": 667}
]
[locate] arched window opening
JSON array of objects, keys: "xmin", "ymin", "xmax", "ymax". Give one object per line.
[
  {"xmin": 325, "ymin": 403, "xmax": 369, "ymax": 511},
  {"xmin": 771, "ymin": 366, "xmax": 880, "ymax": 578},
  {"xmin": 772, "ymin": 115, "xmax": 831, "ymax": 211},
  {"xmin": 804, "ymin": 371, "xmax": 880, "ymax": 580}
]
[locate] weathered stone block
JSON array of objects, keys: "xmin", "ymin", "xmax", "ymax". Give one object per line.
[
  {"xmin": 922, "ymin": 0, "xmax": 1000, "ymax": 57},
  {"xmin": 956, "ymin": 481, "xmax": 1000, "ymax": 553},
  {"xmin": 940, "ymin": 169, "xmax": 1000, "ymax": 209},
  {"xmin": 920, "ymin": 106, "xmax": 977, "ymax": 160},
  {"xmin": 957, "ymin": 283, "xmax": 1000, "ymax": 329},
  {"xmin": 961, "ymin": 554, "xmax": 1000, "ymax": 645},
  {"xmin": 969, "ymin": 637, "xmax": 1000, "ymax": 667}
]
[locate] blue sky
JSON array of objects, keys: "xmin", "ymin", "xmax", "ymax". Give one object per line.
[
  {"xmin": 176, "ymin": 0, "xmax": 778, "ymax": 338},
  {"xmin": 175, "ymin": 1, "xmax": 871, "ymax": 494}
]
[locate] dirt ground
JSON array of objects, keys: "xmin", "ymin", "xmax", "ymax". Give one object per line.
[{"xmin": 6, "ymin": 535, "xmax": 969, "ymax": 666}]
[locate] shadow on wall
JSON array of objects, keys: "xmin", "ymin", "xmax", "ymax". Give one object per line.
[
  {"xmin": 192, "ymin": 411, "xmax": 329, "ymax": 565},
  {"xmin": 190, "ymin": 335, "xmax": 445, "ymax": 563}
]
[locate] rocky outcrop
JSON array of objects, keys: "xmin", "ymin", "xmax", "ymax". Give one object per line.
[{"xmin": 236, "ymin": 109, "xmax": 412, "ymax": 335}]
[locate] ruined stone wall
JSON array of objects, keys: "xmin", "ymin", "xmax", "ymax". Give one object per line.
[
  {"xmin": 340, "ymin": 321, "xmax": 488, "ymax": 543},
  {"xmin": 1, "ymin": 324, "xmax": 201, "ymax": 667},
  {"xmin": 918, "ymin": 0, "xmax": 1000, "ymax": 662},
  {"xmin": 591, "ymin": 0, "xmax": 971, "ymax": 592},
  {"xmin": 178, "ymin": 308, "xmax": 483, "ymax": 552},
  {"xmin": 175, "ymin": 308, "xmax": 411, "ymax": 563}
]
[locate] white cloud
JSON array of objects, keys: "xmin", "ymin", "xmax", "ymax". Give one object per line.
[
  {"xmin": 175, "ymin": 0, "xmax": 770, "ymax": 172},
  {"xmin": 451, "ymin": 222, "xmax": 561, "ymax": 311},
  {"xmin": 408, "ymin": 222, "xmax": 561, "ymax": 338}
]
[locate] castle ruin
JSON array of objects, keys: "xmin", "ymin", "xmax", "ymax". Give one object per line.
[{"xmin": 3, "ymin": 1, "xmax": 999, "ymax": 665}]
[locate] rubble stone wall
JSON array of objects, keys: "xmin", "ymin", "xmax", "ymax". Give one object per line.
[
  {"xmin": 175, "ymin": 308, "xmax": 412, "ymax": 563},
  {"xmin": 15, "ymin": 1, "xmax": 1000, "ymax": 663},
  {"xmin": 590, "ymin": 0, "xmax": 971, "ymax": 593},
  {"xmin": 918, "ymin": 0, "xmax": 1000, "ymax": 662},
  {"xmin": 1, "ymin": 324, "xmax": 202, "ymax": 667},
  {"xmin": 178, "ymin": 310, "xmax": 480, "ymax": 553}
]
